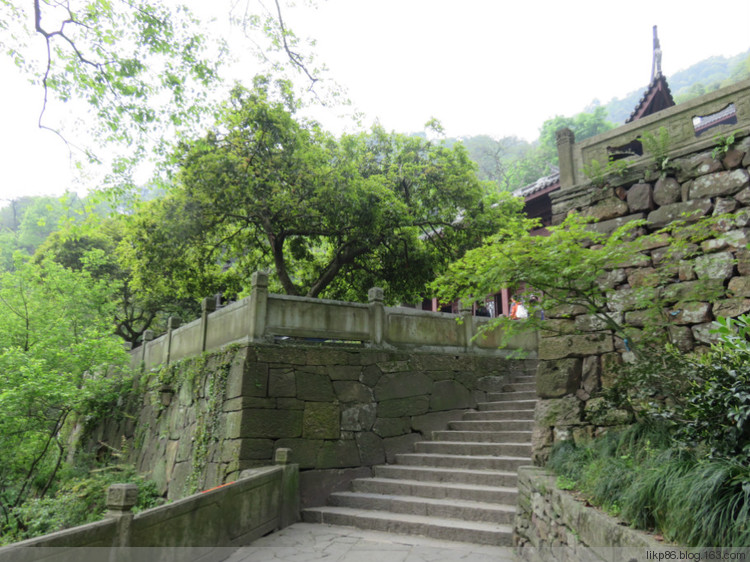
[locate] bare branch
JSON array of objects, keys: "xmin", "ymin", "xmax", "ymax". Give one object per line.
[{"xmin": 273, "ymin": 0, "xmax": 319, "ymax": 92}]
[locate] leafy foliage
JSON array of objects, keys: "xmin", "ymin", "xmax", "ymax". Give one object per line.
[
  {"xmin": 0, "ymin": 256, "xmax": 129, "ymax": 535},
  {"xmin": 432, "ymin": 212, "xmax": 720, "ymax": 353},
  {"xmin": 604, "ymin": 315, "xmax": 750, "ymax": 460},
  {"xmin": 639, "ymin": 126, "xmax": 676, "ymax": 176},
  {"xmin": 0, "ymin": 0, "xmax": 221, "ymax": 160},
  {"xmin": 2, "ymin": 463, "xmax": 161, "ymax": 544},
  {"xmin": 712, "ymin": 130, "xmax": 741, "ymax": 160},
  {"xmin": 581, "ymin": 156, "xmax": 628, "ymax": 187}
]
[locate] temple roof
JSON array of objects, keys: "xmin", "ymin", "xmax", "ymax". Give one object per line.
[
  {"xmin": 625, "ymin": 73, "xmax": 675, "ymax": 123},
  {"xmin": 625, "ymin": 26, "xmax": 675, "ymax": 123}
]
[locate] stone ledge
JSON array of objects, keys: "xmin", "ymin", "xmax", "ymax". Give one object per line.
[{"xmin": 514, "ymin": 466, "xmax": 663, "ymax": 560}]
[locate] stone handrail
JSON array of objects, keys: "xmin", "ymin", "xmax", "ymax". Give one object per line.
[
  {"xmin": 0, "ymin": 452, "xmax": 298, "ymax": 560},
  {"xmin": 557, "ymin": 78, "xmax": 750, "ymax": 189},
  {"xmin": 131, "ymin": 272, "xmax": 537, "ymax": 371}
]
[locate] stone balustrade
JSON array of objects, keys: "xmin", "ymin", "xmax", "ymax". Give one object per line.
[{"xmin": 131, "ymin": 272, "xmax": 537, "ymax": 371}]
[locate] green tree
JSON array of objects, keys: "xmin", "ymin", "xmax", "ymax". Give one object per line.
[
  {"xmin": 34, "ymin": 217, "xmax": 191, "ymax": 344},
  {"xmin": 0, "ymin": 194, "xmax": 87, "ymax": 271},
  {"xmin": 122, "ymin": 79, "xmax": 519, "ymax": 304},
  {"xmin": 457, "ymin": 135, "xmax": 552, "ymax": 193},
  {"xmin": 0, "ymin": 256, "xmax": 129, "ymax": 534},
  {"xmin": 537, "ymin": 107, "xmax": 617, "ymax": 165},
  {"xmin": 433, "ymin": 213, "xmax": 721, "ymax": 354}
]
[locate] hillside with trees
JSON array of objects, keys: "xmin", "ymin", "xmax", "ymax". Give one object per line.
[{"xmin": 0, "ymin": 0, "xmax": 748, "ymax": 543}]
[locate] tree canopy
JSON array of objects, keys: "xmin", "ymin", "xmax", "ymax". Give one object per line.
[{"xmin": 121, "ymin": 78, "xmax": 521, "ymax": 304}]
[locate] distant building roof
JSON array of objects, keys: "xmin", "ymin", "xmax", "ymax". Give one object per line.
[{"xmin": 512, "ymin": 167, "xmax": 560, "ymax": 199}]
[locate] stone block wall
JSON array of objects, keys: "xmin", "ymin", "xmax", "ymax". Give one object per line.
[
  {"xmin": 533, "ymin": 134, "xmax": 750, "ymax": 462},
  {"xmin": 514, "ymin": 467, "xmax": 661, "ymax": 561},
  {"xmin": 87, "ymin": 342, "xmax": 533, "ymax": 502}
]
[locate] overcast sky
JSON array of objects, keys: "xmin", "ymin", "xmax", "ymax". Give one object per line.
[{"xmin": 1, "ymin": 0, "xmax": 749, "ymax": 204}]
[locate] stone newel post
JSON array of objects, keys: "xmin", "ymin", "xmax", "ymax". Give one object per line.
[
  {"xmin": 106, "ymin": 483, "xmax": 138, "ymax": 547},
  {"xmin": 165, "ymin": 316, "xmax": 181, "ymax": 365},
  {"xmin": 248, "ymin": 271, "xmax": 269, "ymax": 342},
  {"xmin": 556, "ymin": 127, "xmax": 576, "ymax": 189},
  {"xmin": 200, "ymin": 297, "xmax": 216, "ymax": 351},
  {"xmin": 274, "ymin": 448, "xmax": 299, "ymax": 528},
  {"xmin": 368, "ymin": 287, "xmax": 385, "ymax": 347},
  {"xmin": 459, "ymin": 301, "xmax": 474, "ymax": 351},
  {"xmin": 140, "ymin": 329, "xmax": 154, "ymax": 368}
]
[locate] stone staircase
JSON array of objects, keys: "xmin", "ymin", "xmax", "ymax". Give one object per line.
[{"xmin": 303, "ymin": 366, "xmax": 537, "ymax": 545}]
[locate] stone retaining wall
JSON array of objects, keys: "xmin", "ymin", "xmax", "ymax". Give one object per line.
[
  {"xmin": 87, "ymin": 342, "xmax": 534, "ymax": 503},
  {"xmin": 533, "ymin": 129, "xmax": 750, "ymax": 462},
  {"xmin": 514, "ymin": 467, "xmax": 661, "ymax": 561}
]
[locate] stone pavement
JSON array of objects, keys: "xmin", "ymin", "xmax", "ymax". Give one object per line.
[{"xmin": 226, "ymin": 523, "xmax": 517, "ymax": 562}]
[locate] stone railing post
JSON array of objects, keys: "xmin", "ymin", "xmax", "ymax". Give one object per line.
[
  {"xmin": 201, "ymin": 297, "xmax": 216, "ymax": 352},
  {"xmin": 106, "ymin": 483, "xmax": 138, "ymax": 547},
  {"xmin": 165, "ymin": 316, "xmax": 181, "ymax": 366},
  {"xmin": 556, "ymin": 127, "xmax": 576, "ymax": 189},
  {"xmin": 248, "ymin": 271, "xmax": 269, "ymax": 342},
  {"xmin": 459, "ymin": 301, "xmax": 474, "ymax": 351},
  {"xmin": 140, "ymin": 330, "xmax": 154, "ymax": 370},
  {"xmin": 274, "ymin": 448, "xmax": 299, "ymax": 529},
  {"xmin": 368, "ymin": 287, "xmax": 385, "ymax": 347}
]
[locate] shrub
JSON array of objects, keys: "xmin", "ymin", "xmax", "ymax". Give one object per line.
[
  {"xmin": 548, "ymin": 424, "xmax": 750, "ymax": 546},
  {"xmin": 1, "ymin": 464, "xmax": 161, "ymax": 545}
]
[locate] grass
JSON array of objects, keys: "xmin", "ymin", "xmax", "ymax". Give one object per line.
[{"xmin": 547, "ymin": 421, "xmax": 750, "ymax": 547}]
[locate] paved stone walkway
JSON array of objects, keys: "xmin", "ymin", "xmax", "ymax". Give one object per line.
[{"xmin": 227, "ymin": 523, "xmax": 517, "ymax": 562}]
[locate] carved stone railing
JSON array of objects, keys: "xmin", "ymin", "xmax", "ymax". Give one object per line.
[
  {"xmin": 557, "ymin": 78, "xmax": 750, "ymax": 189},
  {"xmin": 131, "ymin": 272, "xmax": 537, "ymax": 370}
]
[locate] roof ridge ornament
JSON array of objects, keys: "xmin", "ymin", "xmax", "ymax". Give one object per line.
[{"xmin": 651, "ymin": 25, "xmax": 663, "ymax": 82}]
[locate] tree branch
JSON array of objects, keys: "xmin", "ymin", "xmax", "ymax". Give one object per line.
[{"xmin": 273, "ymin": 0, "xmax": 319, "ymax": 92}]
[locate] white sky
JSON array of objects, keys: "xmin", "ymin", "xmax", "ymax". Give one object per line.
[{"xmin": 1, "ymin": 0, "xmax": 749, "ymax": 204}]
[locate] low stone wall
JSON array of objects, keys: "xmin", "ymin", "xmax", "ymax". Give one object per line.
[
  {"xmin": 533, "ymin": 130, "xmax": 750, "ymax": 462},
  {"xmin": 86, "ymin": 342, "xmax": 536, "ymax": 503},
  {"xmin": 514, "ymin": 467, "xmax": 661, "ymax": 561},
  {"xmin": 0, "ymin": 461, "xmax": 298, "ymax": 561}
]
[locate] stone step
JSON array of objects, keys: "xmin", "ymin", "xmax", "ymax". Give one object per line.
[
  {"xmin": 302, "ymin": 506, "xmax": 513, "ymax": 546},
  {"xmin": 350, "ymin": 477, "xmax": 518, "ymax": 504},
  {"xmin": 449, "ymin": 420, "xmax": 534, "ymax": 431},
  {"xmin": 327, "ymin": 491, "xmax": 517, "ymax": 524},
  {"xmin": 373, "ymin": 464, "xmax": 518, "ymax": 487},
  {"xmin": 395, "ymin": 453, "xmax": 531, "ymax": 472},
  {"xmin": 432, "ymin": 430, "xmax": 532, "ymax": 443},
  {"xmin": 462, "ymin": 409, "xmax": 535, "ymax": 421},
  {"xmin": 486, "ymin": 390, "xmax": 537, "ymax": 401},
  {"xmin": 500, "ymin": 382, "xmax": 537, "ymax": 392},
  {"xmin": 477, "ymin": 399, "xmax": 537, "ymax": 411},
  {"xmin": 414, "ymin": 440, "xmax": 532, "ymax": 458}
]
